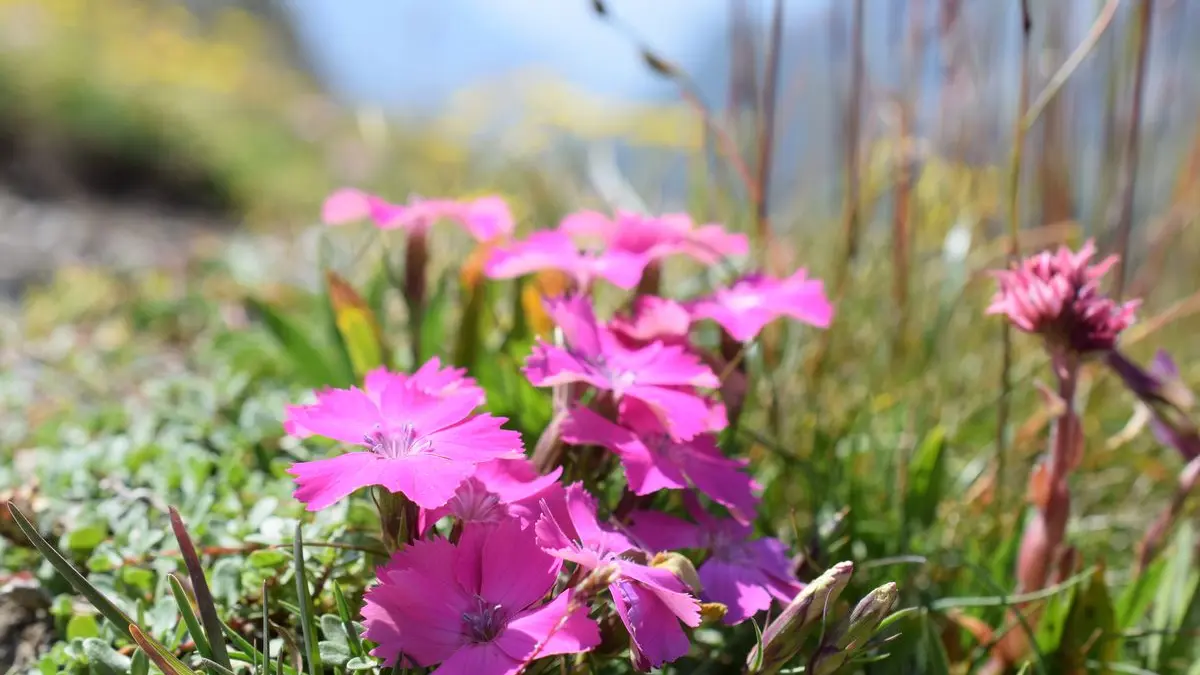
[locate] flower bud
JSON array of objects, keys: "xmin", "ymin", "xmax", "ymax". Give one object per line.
[
  {"xmin": 747, "ymin": 561, "xmax": 853, "ymax": 675},
  {"xmin": 804, "ymin": 583, "xmax": 898, "ymax": 675},
  {"xmin": 650, "ymin": 551, "xmax": 702, "ymax": 594},
  {"xmin": 838, "ymin": 582, "xmax": 898, "ymax": 651}
]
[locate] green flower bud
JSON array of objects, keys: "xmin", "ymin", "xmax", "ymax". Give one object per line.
[{"xmin": 747, "ymin": 561, "xmax": 853, "ymax": 675}]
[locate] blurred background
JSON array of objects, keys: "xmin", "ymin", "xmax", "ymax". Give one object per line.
[{"xmin": 2, "ymin": 0, "xmax": 1198, "ymax": 300}]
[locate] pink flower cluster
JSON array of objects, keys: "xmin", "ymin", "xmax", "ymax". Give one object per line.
[
  {"xmin": 484, "ymin": 209, "xmax": 750, "ymax": 290},
  {"xmin": 286, "ymin": 193, "xmax": 836, "ymax": 673},
  {"xmin": 987, "ymin": 239, "xmax": 1138, "ymax": 354}
]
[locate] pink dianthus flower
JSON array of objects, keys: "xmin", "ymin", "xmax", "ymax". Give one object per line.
[{"xmin": 363, "ymin": 518, "xmax": 600, "ymax": 674}]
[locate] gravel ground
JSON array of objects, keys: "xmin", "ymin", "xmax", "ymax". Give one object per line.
[{"xmin": 0, "ymin": 188, "xmax": 236, "ymax": 302}]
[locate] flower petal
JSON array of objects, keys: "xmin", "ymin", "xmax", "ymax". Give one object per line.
[
  {"xmin": 289, "ymin": 453, "xmax": 386, "ymax": 511},
  {"xmin": 496, "ymin": 592, "xmax": 601, "ymax": 662}
]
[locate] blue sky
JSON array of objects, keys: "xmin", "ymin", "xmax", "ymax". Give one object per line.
[{"xmin": 287, "ymin": 0, "xmax": 822, "ymax": 108}]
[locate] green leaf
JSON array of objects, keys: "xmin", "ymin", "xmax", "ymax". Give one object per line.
[
  {"xmin": 318, "ymin": 640, "xmax": 351, "ymax": 667},
  {"xmin": 418, "ymin": 274, "xmax": 453, "ymax": 363},
  {"xmin": 1117, "ymin": 558, "xmax": 1166, "ymax": 629},
  {"xmin": 918, "ymin": 613, "xmax": 952, "ymax": 675},
  {"xmin": 345, "ymin": 656, "xmax": 376, "ymax": 671},
  {"xmin": 1151, "ymin": 520, "xmax": 1196, "ymax": 668},
  {"xmin": 131, "ymin": 648, "xmax": 150, "ymax": 675},
  {"xmin": 332, "ymin": 583, "xmax": 365, "ymax": 659},
  {"xmin": 293, "ymin": 524, "xmax": 322, "ymax": 675},
  {"xmin": 120, "ymin": 566, "xmax": 155, "ymax": 593},
  {"xmin": 169, "ymin": 507, "xmax": 233, "ymax": 672},
  {"xmin": 66, "ymin": 614, "xmax": 100, "ymax": 640},
  {"xmin": 1051, "ymin": 565, "xmax": 1116, "ymax": 674},
  {"xmin": 903, "ymin": 425, "xmax": 947, "ymax": 529},
  {"xmin": 83, "ymin": 638, "xmax": 133, "ymax": 675},
  {"xmin": 168, "ymin": 573, "xmax": 213, "ymax": 661},
  {"xmin": 66, "ymin": 525, "xmax": 108, "ymax": 551},
  {"xmin": 247, "ymin": 549, "xmax": 290, "ymax": 569},
  {"xmin": 1161, "ymin": 577, "xmax": 1200, "ymax": 671},
  {"xmin": 326, "ymin": 270, "xmax": 387, "ymax": 379},
  {"xmin": 452, "ymin": 273, "xmax": 488, "ymax": 371},
  {"xmin": 6, "ymin": 502, "xmax": 136, "ymax": 639},
  {"xmin": 748, "ymin": 616, "xmax": 764, "ymax": 673},
  {"xmin": 245, "ymin": 296, "xmax": 347, "ymax": 388},
  {"xmin": 1034, "ymin": 585, "xmax": 1075, "ymax": 655}
]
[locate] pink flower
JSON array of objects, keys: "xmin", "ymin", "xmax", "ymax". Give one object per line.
[
  {"xmin": 284, "ymin": 359, "xmax": 485, "ymax": 439},
  {"xmin": 560, "ymin": 401, "xmax": 758, "ymax": 521},
  {"xmin": 987, "ymin": 240, "xmax": 1138, "ymax": 354},
  {"xmin": 321, "ymin": 189, "xmax": 514, "ymax": 243},
  {"xmin": 560, "ymin": 210, "xmax": 748, "ymax": 264},
  {"xmin": 628, "ymin": 500, "xmax": 802, "ymax": 625},
  {"xmin": 535, "ymin": 484, "xmax": 701, "ymax": 669},
  {"xmin": 419, "ymin": 458, "xmax": 566, "ymax": 533},
  {"xmin": 609, "ymin": 296, "xmax": 693, "ymax": 348},
  {"xmin": 285, "ymin": 363, "xmax": 523, "ymax": 510},
  {"xmin": 484, "ymin": 230, "xmax": 648, "ymax": 290},
  {"xmin": 363, "ymin": 518, "xmax": 600, "ymax": 673},
  {"xmin": 455, "ymin": 195, "xmax": 516, "ymax": 243},
  {"xmin": 689, "ymin": 270, "xmax": 834, "ymax": 342},
  {"xmin": 524, "ymin": 295, "xmax": 720, "ymax": 441}
]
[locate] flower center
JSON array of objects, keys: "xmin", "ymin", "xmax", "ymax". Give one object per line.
[
  {"xmin": 462, "ymin": 595, "xmax": 507, "ymax": 643},
  {"xmin": 588, "ymin": 354, "xmax": 637, "ymax": 393},
  {"xmin": 452, "ymin": 481, "xmax": 507, "ymax": 524},
  {"xmin": 362, "ymin": 423, "xmax": 430, "ymax": 459}
]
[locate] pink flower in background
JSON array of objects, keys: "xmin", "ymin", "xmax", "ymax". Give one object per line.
[
  {"xmin": 321, "ymin": 189, "xmax": 514, "ymax": 243},
  {"xmin": 609, "ymin": 296, "xmax": 693, "ymax": 348},
  {"xmin": 419, "ymin": 458, "xmax": 565, "ymax": 533},
  {"xmin": 363, "ymin": 518, "xmax": 600, "ymax": 673},
  {"xmin": 689, "ymin": 270, "xmax": 834, "ymax": 342},
  {"xmin": 560, "ymin": 402, "xmax": 757, "ymax": 521},
  {"xmin": 535, "ymin": 484, "xmax": 701, "ymax": 669},
  {"xmin": 560, "ymin": 210, "xmax": 748, "ymax": 264},
  {"xmin": 987, "ymin": 240, "xmax": 1138, "ymax": 354},
  {"xmin": 628, "ymin": 500, "xmax": 802, "ymax": 625},
  {"xmin": 455, "ymin": 195, "xmax": 516, "ymax": 243},
  {"xmin": 285, "ymin": 368, "xmax": 522, "ymax": 510},
  {"xmin": 322, "ymin": 188, "xmax": 409, "ymax": 229},
  {"xmin": 284, "ymin": 359, "xmax": 484, "ymax": 439},
  {"xmin": 484, "ymin": 230, "xmax": 648, "ymax": 290},
  {"xmin": 524, "ymin": 295, "xmax": 720, "ymax": 440}
]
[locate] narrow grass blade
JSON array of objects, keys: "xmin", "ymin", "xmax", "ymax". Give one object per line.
[
  {"xmin": 333, "ymin": 582, "xmax": 365, "ymax": 658},
  {"xmin": 169, "ymin": 507, "xmax": 233, "ymax": 671},
  {"xmin": 223, "ymin": 624, "xmax": 298, "ymax": 675},
  {"xmin": 294, "ymin": 523, "xmax": 322, "ymax": 675},
  {"xmin": 168, "ymin": 574, "xmax": 213, "ymax": 660},
  {"xmin": 6, "ymin": 502, "xmax": 136, "ymax": 639},
  {"xmin": 197, "ymin": 658, "xmax": 237, "ymax": 675},
  {"xmin": 129, "ymin": 625, "xmax": 195, "ymax": 675},
  {"xmin": 262, "ymin": 581, "xmax": 271, "ymax": 675}
]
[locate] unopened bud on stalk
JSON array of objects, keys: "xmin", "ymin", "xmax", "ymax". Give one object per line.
[
  {"xmin": 650, "ymin": 551, "xmax": 702, "ymax": 594},
  {"xmin": 839, "ymin": 582, "xmax": 898, "ymax": 651},
  {"xmin": 747, "ymin": 561, "xmax": 853, "ymax": 675},
  {"xmin": 806, "ymin": 582, "xmax": 899, "ymax": 675}
]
